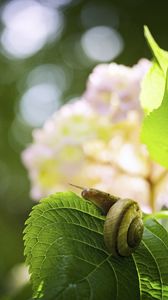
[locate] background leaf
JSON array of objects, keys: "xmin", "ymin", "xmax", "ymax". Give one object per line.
[
  {"xmin": 140, "ymin": 26, "xmax": 168, "ymax": 113},
  {"xmin": 140, "ymin": 61, "xmax": 165, "ymax": 113},
  {"xmin": 24, "ymin": 192, "xmax": 168, "ymax": 300},
  {"xmin": 141, "ymin": 71, "xmax": 168, "ymax": 168},
  {"xmin": 144, "ymin": 26, "xmax": 168, "ymax": 74},
  {"xmin": 141, "ymin": 27, "xmax": 168, "ymax": 167}
]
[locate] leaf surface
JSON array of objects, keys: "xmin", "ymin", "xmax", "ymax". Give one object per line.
[
  {"xmin": 140, "ymin": 27, "xmax": 168, "ymax": 167},
  {"xmin": 141, "ymin": 70, "xmax": 168, "ymax": 168},
  {"xmin": 24, "ymin": 192, "xmax": 168, "ymax": 300}
]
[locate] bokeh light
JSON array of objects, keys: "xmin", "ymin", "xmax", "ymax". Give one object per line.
[
  {"xmin": 1, "ymin": 0, "xmax": 64, "ymax": 59},
  {"xmin": 6, "ymin": 263, "xmax": 29, "ymax": 293},
  {"xmin": 81, "ymin": 26, "xmax": 124, "ymax": 62},
  {"xmin": 26, "ymin": 64, "xmax": 69, "ymax": 92},
  {"xmin": 19, "ymin": 83, "xmax": 61, "ymax": 127}
]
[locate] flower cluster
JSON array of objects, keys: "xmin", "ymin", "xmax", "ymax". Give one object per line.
[
  {"xmin": 22, "ymin": 59, "xmax": 168, "ymax": 213},
  {"xmin": 84, "ymin": 59, "xmax": 150, "ymax": 121}
]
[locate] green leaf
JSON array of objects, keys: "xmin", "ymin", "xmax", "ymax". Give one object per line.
[
  {"xmin": 144, "ymin": 210, "xmax": 168, "ymax": 221},
  {"xmin": 144, "ymin": 26, "xmax": 168, "ymax": 74},
  {"xmin": 140, "ymin": 27, "xmax": 168, "ymax": 167},
  {"xmin": 141, "ymin": 70, "xmax": 168, "ymax": 168},
  {"xmin": 140, "ymin": 26, "xmax": 168, "ymax": 113},
  {"xmin": 140, "ymin": 62, "xmax": 165, "ymax": 113},
  {"xmin": 24, "ymin": 192, "xmax": 168, "ymax": 300}
]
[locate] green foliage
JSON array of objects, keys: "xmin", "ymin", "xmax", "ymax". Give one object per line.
[
  {"xmin": 142, "ymin": 74, "xmax": 168, "ymax": 168},
  {"xmin": 140, "ymin": 26, "xmax": 166, "ymax": 113},
  {"xmin": 140, "ymin": 26, "xmax": 168, "ymax": 168},
  {"xmin": 140, "ymin": 62, "xmax": 164, "ymax": 113},
  {"xmin": 144, "ymin": 26, "xmax": 168, "ymax": 73},
  {"xmin": 24, "ymin": 192, "xmax": 168, "ymax": 300}
]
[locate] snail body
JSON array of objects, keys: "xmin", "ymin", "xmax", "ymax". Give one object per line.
[{"xmin": 70, "ymin": 184, "xmax": 144, "ymax": 257}]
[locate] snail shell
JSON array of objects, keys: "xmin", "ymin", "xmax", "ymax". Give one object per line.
[
  {"xmin": 104, "ymin": 198, "xmax": 144, "ymax": 257},
  {"xmin": 70, "ymin": 184, "xmax": 144, "ymax": 257}
]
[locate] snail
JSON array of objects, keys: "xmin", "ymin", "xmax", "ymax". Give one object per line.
[{"xmin": 70, "ymin": 184, "xmax": 144, "ymax": 257}]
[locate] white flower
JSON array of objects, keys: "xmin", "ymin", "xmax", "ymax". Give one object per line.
[
  {"xmin": 84, "ymin": 59, "xmax": 151, "ymax": 122},
  {"xmin": 22, "ymin": 60, "xmax": 168, "ymax": 213},
  {"xmin": 22, "ymin": 100, "xmax": 114, "ymax": 199}
]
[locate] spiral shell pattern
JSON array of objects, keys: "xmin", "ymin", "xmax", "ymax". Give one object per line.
[{"xmin": 104, "ymin": 198, "xmax": 144, "ymax": 256}]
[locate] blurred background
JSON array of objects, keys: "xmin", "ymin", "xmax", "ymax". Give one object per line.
[{"xmin": 0, "ymin": 0, "xmax": 168, "ymax": 298}]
